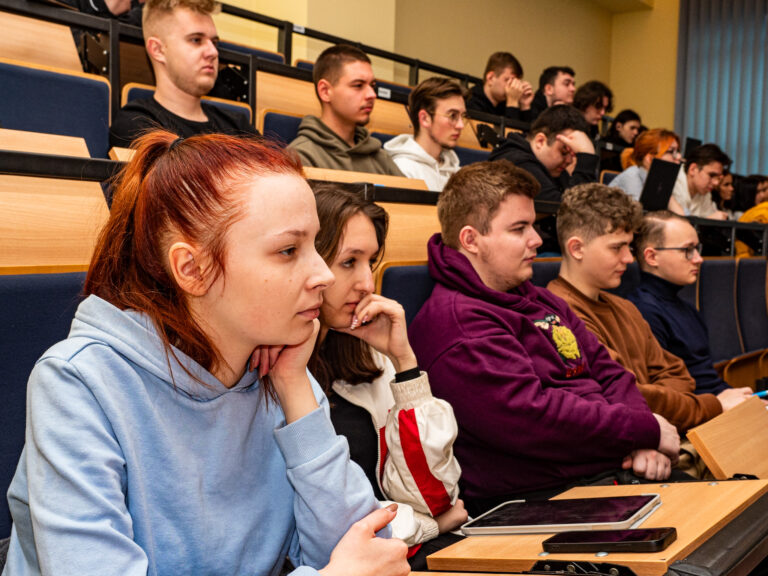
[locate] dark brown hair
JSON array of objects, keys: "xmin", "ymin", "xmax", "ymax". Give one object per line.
[
  {"xmin": 308, "ymin": 183, "xmax": 389, "ymax": 392},
  {"xmin": 484, "ymin": 51, "xmax": 523, "ymax": 79},
  {"xmin": 313, "ymin": 44, "xmax": 372, "ymax": 96},
  {"xmin": 408, "ymin": 77, "xmax": 465, "ymax": 136},
  {"xmin": 438, "ymin": 160, "xmax": 540, "ymax": 249},
  {"xmin": 85, "ymin": 130, "xmax": 302, "ymax": 394}
]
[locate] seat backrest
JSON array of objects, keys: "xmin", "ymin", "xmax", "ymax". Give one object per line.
[
  {"xmin": 698, "ymin": 258, "xmax": 743, "ymax": 362},
  {"xmin": 375, "ymin": 80, "xmax": 412, "ymax": 99},
  {"xmin": 531, "ymin": 259, "xmax": 561, "ymax": 288},
  {"xmin": 0, "ymin": 272, "xmax": 86, "ymax": 538},
  {"xmin": 378, "ymin": 262, "xmax": 433, "ymax": 325},
  {"xmin": 455, "ymin": 146, "xmax": 490, "ymax": 166},
  {"xmin": 0, "ymin": 58, "xmax": 110, "ymax": 158},
  {"xmin": 262, "ymin": 110, "xmax": 303, "ymax": 145},
  {"xmin": 736, "ymin": 258, "xmax": 768, "ymax": 353},
  {"xmin": 372, "ymin": 131, "xmax": 396, "ymax": 146},
  {"xmin": 122, "ymin": 83, "xmax": 252, "ymax": 123},
  {"xmin": 600, "ymin": 170, "xmax": 620, "ymax": 185},
  {"xmin": 217, "ymin": 41, "xmax": 284, "ymax": 64},
  {"xmin": 687, "ymin": 396, "xmax": 768, "ymax": 480},
  {"xmin": 294, "ymin": 59, "xmax": 314, "ymax": 72}
]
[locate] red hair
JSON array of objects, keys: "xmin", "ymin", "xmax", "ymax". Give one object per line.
[
  {"xmin": 621, "ymin": 128, "xmax": 680, "ymax": 169},
  {"xmin": 85, "ymin": 130, "xmax": 302, "ymax": 380}
]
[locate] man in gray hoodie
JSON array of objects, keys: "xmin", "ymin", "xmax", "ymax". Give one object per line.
[
  {"xmin": 288, "ymin": 44, "xmax": 403, "ymax": 176},
  {"xmin": 384, "ymin": 77, "xmax": 464, "ymax": 191}
]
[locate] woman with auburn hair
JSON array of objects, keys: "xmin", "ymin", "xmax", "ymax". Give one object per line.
[
  {"xmin": 612, "ymin": 128, "xmax": 686, "ymax": 213},
  {"xmin": 3, "ymin": 131, "xmax": 409, "ymax": 576},
  {"xmin": 308, "ymin": 184, "xmax": 466, "ymax": 569}
]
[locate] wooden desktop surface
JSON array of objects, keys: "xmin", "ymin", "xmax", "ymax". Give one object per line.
[
  {"xmin": 1, "ymin": 129, "xmax": 109, "ymax": 274},
  {"xmin": 302, "ymin": 166, "xmax": 428, "ymax": 190},
  {"xmin": 427, "ymin": 480, "xmax": 768, "ymax": 575}
]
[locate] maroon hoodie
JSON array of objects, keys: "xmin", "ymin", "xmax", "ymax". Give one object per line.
[{"xmin": 408, "ymin": 234, "xmax": 660, "ymax": 502}]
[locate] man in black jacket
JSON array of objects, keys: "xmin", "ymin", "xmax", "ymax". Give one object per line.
[
  {"xmin": 528, "ymin": 66, "xmax": 576, "ymax": 122},
  {"xmin": 489, "ymin": 105, "xmax": 598, "ymax": 253},
  {"xmin": 467, "ymin": 52, "xmax": 534, "ymax": 122}
]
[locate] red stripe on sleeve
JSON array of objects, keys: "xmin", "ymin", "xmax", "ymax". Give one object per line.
[{"xmin": 398, "ymin": 408, "xmax": 451, "ymax": 516}]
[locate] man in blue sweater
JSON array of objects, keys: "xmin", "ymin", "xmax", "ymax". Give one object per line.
[{"xmin": 628, "ymin": 211, "xmax": 732, "ymax": 395}]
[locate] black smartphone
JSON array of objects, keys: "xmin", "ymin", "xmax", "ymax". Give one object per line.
[{"xmin": 542, "ymin": 527, "xmax": 677, "ymax": 553}]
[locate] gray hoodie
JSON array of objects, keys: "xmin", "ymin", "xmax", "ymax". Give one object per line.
[{"xmin": 288, "ymin": 115, "xmax": 403, "ymax": 176}]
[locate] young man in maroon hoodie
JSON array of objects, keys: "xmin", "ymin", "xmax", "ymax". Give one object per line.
[{"xmin": 408, "ymin": 161, "xmax": 680, "ymax": 516}]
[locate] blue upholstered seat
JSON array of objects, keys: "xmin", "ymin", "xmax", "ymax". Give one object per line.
[
  {"xmin": 454, "ymin": 146, "xmax": 490, "ymax": 167},
  {"xmin": 531, "ymin": 259, "xmax": 561, "ymax": 288},
  {"xmin": 736, "ymin": 258, "xmax": 768, "ymax": 353},
  {"xmin": 0, "ymin": 60, "xmax": 110, "ymax": 158},
  {"xmin": 698, "ymin": 259, "xmax": 743, "ymax": 363},
  {"xmin": 217, "ymin": 41, "xmax": 285, "ymax": 64},
  {"xmin": 375, "ymin": 80, "xmax": 411, "ymax": 99},
  {"xmin": 372, "ymin": 132, "xmax": 395, "ymax": 146},
  {"xmin": 123, "ymin": 84, "xmax": 252, "ymax": 124},
  {"xmin": 0, "ymin": 272, "xmax": 86, "ymax": 538},
  {"xmin": 379, "ymin": 264, "xmax": 433, "ymax": 326},
  {"xmin": 295, "ymin": 59, "xmax": 314, "ymax": 72},
  {"xmin": 262, "ymin": 112, "xmax": 302, "ymax": 145}
]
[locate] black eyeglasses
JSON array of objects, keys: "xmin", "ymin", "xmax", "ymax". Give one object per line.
[{"xmin": 653, "ymin": 244, "xmax": 703, "ymax": 260}]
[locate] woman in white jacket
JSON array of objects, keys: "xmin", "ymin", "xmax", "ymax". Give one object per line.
[{"xmin": 307, "ymin": 183, "xmax": 467, "ymax": 569}]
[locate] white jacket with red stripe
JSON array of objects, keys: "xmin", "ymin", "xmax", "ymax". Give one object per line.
[{"xmin": 332, "ymin": 352, "xmax": 462, "ymax": 546}]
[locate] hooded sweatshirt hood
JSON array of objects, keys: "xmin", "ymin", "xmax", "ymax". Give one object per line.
[
  {"xmin": 71, "ymin": 295, "xmax": 259, "ymax": 400},
  {"xmin": 288, "ymin": 115, "xmax": 403, "ymax": 176},
  {"xmin": 384, "ymin": 134, "xmax": 460, "ymax": 191}
]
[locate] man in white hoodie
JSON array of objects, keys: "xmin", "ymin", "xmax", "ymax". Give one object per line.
[{"xmin": 384, "ymin": 78, "xmax": 465, "ymax": 191}]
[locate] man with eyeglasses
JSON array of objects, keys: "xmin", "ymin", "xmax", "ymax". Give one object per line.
[
  {"xmin": 384, "ymin": 77, "xmax": 465, "ymax": 190},
  {"xmin": 629, "ymin": 211, "xmax": 750, "ymax": 401},
  {"xmin": 549, "ymin": 186, "xmax": 749, "ymax": 441},
  {"xmin": 672, "ymin": 144, "xmax": 731, "ymax": 220}
]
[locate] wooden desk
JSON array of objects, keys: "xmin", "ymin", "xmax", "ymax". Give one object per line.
[
  {"xmin": 0, "ymin": 12, "xmax": 81, "ymax": 72},
  {"xmin": 303, "ymin": 166, "xmax": 428, "ymax": 190},
  {"xmin": 428, "ymin": 481, "xmax": 768, "ymax": 575},
  {"xmin": 0, "ymin": 129, "xmax": 109, "ymax": 274}
]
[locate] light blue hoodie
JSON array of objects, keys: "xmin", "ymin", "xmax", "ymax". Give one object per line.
[{"xmin": 3, "ymin": 295, "xmax": 383, "ymax": 575}]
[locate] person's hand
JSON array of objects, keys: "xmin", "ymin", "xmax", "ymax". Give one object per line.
[
  {"xmin": 261, "ymin": 319, "xmax": 321, "ymax": 423},
  {"xmin": 653, "ymin": 413, "xmax": 680, "ymax": 464},
  {"xmin": 104, "ymin": 0, "xmax": 132, "ymax": 15},
  {"xmin": 504, "ymin": 77, "xmax": 527, "ymax": 107},
  {"xmin": 708, "ymin": 210, "xmax": 729, "ymax": 221},
  {"xmin": 435, "ymin": 499, "xmax": 468, "ymax": 534},
  {"xmin": 336, "ymin": 294, "xmax": 417, "ymax": 373},
  {"xmin": 717, "ymin": 387, "xmax": 753, "ymax": 411},
  {"xmin": 319, "ymin": 505, "xmax": 410, "ymax": 576},
  {"xmin": 556, "ymin": 131, "xmax": 595, "ymax": 155},
  {"xmin": 518, "ymin": 80, "xmax": 534, "ymax": 110},
  {"xmin": 622, "ymin": 449, "xmax": 671, "ymax": 481}
]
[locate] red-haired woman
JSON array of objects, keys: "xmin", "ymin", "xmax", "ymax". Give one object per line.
[
  {"xmin": 309, "ymin": 184, "xmax": 467, "ymax": 569},
  {"xmin": 612, "ymin": 128, "xmax": 686, "ymax": 213},
  {"xmin": 3, "ymin": 131, "xmax": 408, "ymax": 576}
]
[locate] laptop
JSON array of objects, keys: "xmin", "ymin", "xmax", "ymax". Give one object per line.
[{"xmin": 640, "ymin": 159, "xmax": 680, "ymax": 211}]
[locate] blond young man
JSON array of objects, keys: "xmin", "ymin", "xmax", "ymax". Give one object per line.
[
  {"xmin": 109, "ymin": 0, "xmax": 258, "ymax": 148},
  {"xmin": 384, "ymin": 78, "xmax": 465, "ymax": 190},
  {"xmin": 288, "ymin": 44, "xmax": 402, "ymax": 176},
  {"xmin": 548, "ymin": 184, "xmax": 750, "ymax": 435}
]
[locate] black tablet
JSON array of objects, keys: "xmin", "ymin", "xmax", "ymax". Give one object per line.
[{"xmin": 460, "ymin": 494, "xmax": 660, "ymax": 535}]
